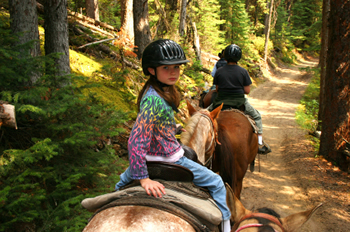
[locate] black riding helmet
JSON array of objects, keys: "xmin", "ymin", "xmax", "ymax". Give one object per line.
[
  {"xmin": 224, "ymin": 44, "xmax": 242, "ymax": 62},
  {"xmin": 142, "ymin": 39, "xmax": 189, "ymax": 76}
]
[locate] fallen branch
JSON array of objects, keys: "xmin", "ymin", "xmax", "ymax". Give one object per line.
[
  {"xmin": 72, "ymin": 24, "xmax": 140, "ymax": 70},
  {"xmin": 78, "ymin": 38, "xmax": 119, "ymax": 49}
]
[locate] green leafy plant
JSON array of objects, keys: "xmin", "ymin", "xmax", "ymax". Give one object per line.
[{"xmin": 0, "ymin": 16, "xmax": 128, "ymax": 232}]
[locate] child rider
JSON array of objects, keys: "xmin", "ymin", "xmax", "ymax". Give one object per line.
[{"xmin": 114, "ymin": 39, "xmax": 231, "ymax": 232}]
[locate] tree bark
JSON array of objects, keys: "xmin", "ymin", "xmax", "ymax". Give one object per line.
[
  {"xmin": 179, "ymin": 0, "xmax": 187, "ymax": 36},
  {"xmin": 189, "ymin": 16, "xmax": 201, "ymax": 64},
  {"xmin": 120, "ymin": 0, "xmax": 134, "ymax": 42},
  {"xmin": 319, "ymin": 0, "xmax": 350, "ymax": 171},
  {"xmin": 264, "ymin": 0, "xmax": 274, "ymax": 62},
  {"xmin": 86, "ymin": 0, "xmax": 99, "ymax": 21},
  {"xmin": 43, "ymin": 0, "xmax": 71, "ymax": 85},
  {"xmin": 9, "ymin": 0, "xmax": 41, "ymax": 84},
  {"xmin": 133, "ymin": 0, "xmax": 151, "ymax": 59},
  {"xmin": 318, "ymin": 0, "xmax": 330, "ymax": 129}
]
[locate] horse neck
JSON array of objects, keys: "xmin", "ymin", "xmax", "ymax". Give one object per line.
[{"xmin": 182, "ymin": 113, "xmax": 214, "ymax": 164}]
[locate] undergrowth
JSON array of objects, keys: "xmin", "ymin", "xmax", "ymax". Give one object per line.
[{"xmin": 295, "ymin": 66, "xmax": 320, "ymax": 154}]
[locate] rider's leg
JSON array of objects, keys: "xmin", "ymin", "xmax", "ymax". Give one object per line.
[
  {"xmin": 114, "ymin": 167, "xmax": 133, "ymax": 190},
  {"xmin": 244, "ymin": 101, "xmax": 271, "ymax": 154},
  {"xmin": 244, "ymin": 101, "xmax": 263, "ymax": 134},
  {"xmin": 175, "ymin": 156, "xmax": 231, "ymax": 222}
]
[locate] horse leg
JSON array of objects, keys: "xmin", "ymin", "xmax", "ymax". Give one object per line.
[{"xmin": 250, "ymin": 159, "xmax": 255, "ymax": 172}]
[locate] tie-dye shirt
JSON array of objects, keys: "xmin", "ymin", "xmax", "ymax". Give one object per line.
[{"xmin": 128, "ymin": 86, "xmax": 182, "ymax": 179}]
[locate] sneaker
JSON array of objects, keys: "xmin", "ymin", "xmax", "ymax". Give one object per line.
[{"xmin": 258, "ymin": 144, "xmax": 271, "ymax": 154}]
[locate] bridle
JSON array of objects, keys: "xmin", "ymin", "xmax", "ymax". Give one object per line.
[
  {"xmin": 232, "ymin": 213, "xmax": 285, "ymax": 232},
  {"xmin": 198, "ymin": 111, "xmax": 221, "ymax": 168}
]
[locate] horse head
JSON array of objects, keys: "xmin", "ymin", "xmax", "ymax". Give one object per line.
[
  {"xmin": 181, "ymin": 100, "xmax": 223, "ymax": 165},
  {"xmin": 225, "ymin": 184, "xmax": 323, "ymax": 232}
]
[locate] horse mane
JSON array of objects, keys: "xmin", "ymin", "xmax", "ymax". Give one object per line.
[
  {"xmin": 257, "ymin": 207, "xmax": 281, "ymax": 218},
  {"xmin": 254, "ymin": 208, "xmax": 282, "ymax": 231},
  {"xmin": 181, "ymin": 110, "xmax": 209, "ymax": 145}
]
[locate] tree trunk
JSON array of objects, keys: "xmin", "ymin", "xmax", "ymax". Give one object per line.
[
  {"xmin": 133, "ymin": 0, "xmax": 151, "ymax": 59},
  {"xmin": 179, "ymin": 0, "xmax": 187, "ymax": 36},
  {"xmin": 9, "ymin": 0, "xmax": 41, "ymax": 84},
  {"xmin": 86, "ymin": 0, "xmax": 99, "ymax": 21},
  {"xmin": 43, "ymin": 0, "xmax": 71, "ymax": 85},
  {"xmin": 120, "ymin": 0, "xmax": 134, "ymax": 42},
  {"xmin": 189, "ymin": 16, "xmax": 201, "ymax": 64},
  {"xmin": 319, "ymin": 0, "xmax": 350, "ymax": 172},
  {"xmin": 264, "ymin": 0, "xmax": 274, "ymax": 62},
  {"xmin": 318, "ymin": 0, "xmax": 330, "ymax": 129}
]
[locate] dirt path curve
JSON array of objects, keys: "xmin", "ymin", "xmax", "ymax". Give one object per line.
[{"xmin": 239, "ymin": 57, "xmax": 349, "ymax": 232}]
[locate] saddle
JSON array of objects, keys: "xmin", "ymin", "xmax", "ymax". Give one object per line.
[
  {"xmin": 146, "ymin": 161, "xmax": 194, "ymax": 182},
  {"xmin": 81, "ymin": 162, "xmax": 222, "ymax": 232}
]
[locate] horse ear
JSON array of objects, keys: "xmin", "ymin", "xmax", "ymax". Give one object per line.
[
  {"xmin": 280, "ymin": 203, "xmax": 323, "ymax": 232},
  {"xmin": 186, "ymin": 99, "xmax": 197, "ymax": 116},
  {"xmin": 225, "ymin": 183, "xmax": 251, "ymax": 223},
  {"xmin": 210, "ymin": 103, "xmax": 223, "ymax": 120}
]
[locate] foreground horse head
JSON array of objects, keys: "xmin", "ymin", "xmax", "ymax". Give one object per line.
[
  {"xmin": 225, "ymin": 184, "xmax": 323, "ymax": 232},
  {"xmin": 181, "ymin": 100, "xmax": 222, "ymax": 165}
]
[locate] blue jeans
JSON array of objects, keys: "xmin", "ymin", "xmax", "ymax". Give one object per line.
[
  {"xmin": 244, "ymin": 101, "xmax": 262, "ymax": 134},
  {"xmin": 115, "ymin": 156, "xmax": 231, "ymax": 220}
]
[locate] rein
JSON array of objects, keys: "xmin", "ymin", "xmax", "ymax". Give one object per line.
[
  {"xmin": 232, "ymin": 213, "xmax": 285, "ymax": 232},
  {"xmin": 199, "ymin": 111, "xmax": 221, "ymax": 168}
]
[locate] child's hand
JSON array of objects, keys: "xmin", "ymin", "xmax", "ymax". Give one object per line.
[{"xmin": 140, "ymin": 178, "xmax": 166, "ymax": 198}]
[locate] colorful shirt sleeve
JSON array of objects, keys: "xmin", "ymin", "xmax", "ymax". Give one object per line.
[{"xmin": 127, "ymin": 94, "xmax": 162, "ymax": 179}]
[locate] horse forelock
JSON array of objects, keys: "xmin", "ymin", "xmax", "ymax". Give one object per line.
[{"xmin": 257, "ymin": 208, "xmax": 281, "ymax": 218}]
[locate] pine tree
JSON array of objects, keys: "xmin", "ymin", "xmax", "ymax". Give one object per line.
[
  {"xmin": 0, "ymin": 16, "xmax": 128, "ymax": 231},
  {"xmin": 289, "ymin": 0, "xmax": 322, "ymax": 51},
  {"xmin": 220, "ymin": 0, "xmax": 252, "ymax": 48},
  {"xmin": 189, "ymin": 0, "xmax": 225, "ymax": 53}
]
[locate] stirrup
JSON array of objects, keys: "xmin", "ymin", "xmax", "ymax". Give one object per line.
[{"xmin": 258, "ymin": 142, "xmax": 271, "ymax": 154}]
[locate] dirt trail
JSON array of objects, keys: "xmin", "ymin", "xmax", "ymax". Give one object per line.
[{"xmin": 240, "ymin": 58, "xmax": 350, "ymax": 232}]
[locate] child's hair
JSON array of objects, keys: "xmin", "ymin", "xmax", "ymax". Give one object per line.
[{"xmin": 137, "ymin": 75, "xmax": 181, "ymax": 112}]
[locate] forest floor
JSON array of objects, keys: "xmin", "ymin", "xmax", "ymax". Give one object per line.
[{"xmin": 239, "ymin": 57, "xmax": 350, "ymax": 231}]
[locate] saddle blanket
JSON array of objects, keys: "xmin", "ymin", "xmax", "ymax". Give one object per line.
[{"xmin": 81, "ymin": 182, "xmax": 222, "ymax": 227}]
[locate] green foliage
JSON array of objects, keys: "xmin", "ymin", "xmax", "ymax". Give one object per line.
[
  {"xmin": 289, "ymin": 0, "xmax": 322, "ymax": 52},
  {"xmin": 183, "ymin": 60, "xmax": 205, "ymax": 86},
  {"xmin": 251, "ymin": 35, "xmax": 273, "ymax": 58},
  {"xmin": 295, "ymin": 67, "xmax": 320, "ymax": 151},
  {"xmin": 190, "ymin": 0, "xmax": 226, "ymax": 53},
  {"xmin": 220, "ymin": 0, "xmax": 252, "ymax": 48},
  {"xmin": 98, "ymin": 0, "xmax": 121, "ymax": 28},
  {"xmin": 0, "ymin": 17, "xmax": 128, "ymax": 231}
]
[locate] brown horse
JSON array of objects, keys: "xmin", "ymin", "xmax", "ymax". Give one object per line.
[
  {"xmin": 199, "ymin": 89, "xmax": 216, "ymax": 108},
  {"xmin": 181, "ymin": 100, "xmax": 258, "ymax": 198},
  {"xmin": 226, "ymin": 184, "xmax": 323, "ymax": 232}
]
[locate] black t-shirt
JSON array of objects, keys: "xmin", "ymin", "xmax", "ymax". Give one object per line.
[{"xmin": 213, "ymin": 65, "xmax": 252, "ymax": 94}]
